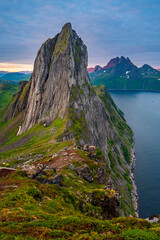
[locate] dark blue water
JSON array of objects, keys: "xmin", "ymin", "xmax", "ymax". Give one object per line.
[{"xmin": 109, "ymin": 90, "xmax": 160, "ymax": 218}]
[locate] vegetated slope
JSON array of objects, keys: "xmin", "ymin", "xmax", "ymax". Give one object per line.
[
  {"xmin": 0, "ymin": 83, "xmax": 18, "ymax": 112},
  {"xmin": 89, "ymin": 57, "xmax": 160, "ymax": 91},
  {"xmin": 0, "ymin": 168, "xmax": 160, "ymax": 239},
  {"xmin": 0, "ymin": 23, "xmax": 156, "ymax": 239}
]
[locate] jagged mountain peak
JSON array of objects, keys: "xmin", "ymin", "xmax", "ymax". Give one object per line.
[
  {"xmin": 13, "ymin": 23, "xmax": 90, "ymax": 135},
  {"xmin": 87, "ymin": 65, "xmax": 102, "ymax": 73},
  {"xmin": 103, "ymin": 56, "xmax": 135, "ymax": 70},
  {"xmin": 4, "ymin": 22, "xmax": 129, "ymax": 154}
]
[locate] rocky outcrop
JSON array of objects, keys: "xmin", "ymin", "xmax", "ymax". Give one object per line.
[
  {"xmin": 22, "ymin": 164, "xmax": 63, "ymax": 186},
  {"xmin": 22, "ymin": 164, "xmax": 44, "ymax": 179},
  {"xmin": 91, "ymin": 189, "xmax": 121, "ymax": 220},
  {"xmin": 13, "ymin": 23, "xmax": 114, "ymax": 161},
  {"xmin": 17, "ymin": 23, "xmax": 90, "ymax": 134},
  {"xmin": 146, "ymin": 215, "xmax": 160, "ymax": 223},
  {"xmin": 75, "ymin": 164, "xmax": 93, "ymax": 183},
  {"xmin": 95, "ymin": 165, "xmax": 106, "ymax": 184}
]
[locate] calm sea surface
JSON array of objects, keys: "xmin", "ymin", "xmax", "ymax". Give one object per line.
[{"xmin": 109, "ymin": 90, "xmax": 160, "ymax": 218}]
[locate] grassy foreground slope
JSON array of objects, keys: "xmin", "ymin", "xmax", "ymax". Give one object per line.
[
  {"xmin": 0, "ymin": 118, "xmax": 160, "ymax": 239},
  {"xmin": 0, "ymin": 85, "xmax": 159, "ymax": 239},
  {"xmin": 0, "ymin": 169, "xmax": 160, "ymax": 240}
]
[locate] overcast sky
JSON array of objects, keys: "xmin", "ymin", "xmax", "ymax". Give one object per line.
[{"xmin": 0, "ymin": 0, "xmax": 160, "ymax": 71}]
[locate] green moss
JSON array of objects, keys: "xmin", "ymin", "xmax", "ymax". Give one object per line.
[
  {"xmin": 74, "ymin": 45, "xmax": 80, "ymax": 64},
  {"xmin": 122, "ymin": 145, "xmax": 131, "ymax": 164},
  {"xmin": 123, "ymin": 172, "xmax": 132, "ymax": 192},
  {"xmin": 121, "ymin": 228, "xmax": 158, "ymax": 239},
  {"xmin": 53, "ymin": 29, "xmax": 70, "ymax": 57},
  {"xmin": 27, "ymin": 187, "xmax": 42, "ymax": 201},
  {"xmin": 68, "ymin": 85, "xmax": 90, "ymax": 143},
  {"xmin": 95, "ymin": 147, "xmax": 104, "ymax": 159}
]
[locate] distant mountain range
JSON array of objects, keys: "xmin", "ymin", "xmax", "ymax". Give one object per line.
[
  {"xmin": 88, "ymin": 57, "xmax": 160, "ymax": 91},
  {"xmin": 0, "ymin": 71, "xmax": 9, "ymax": 78},
  {"xmin": 0, "ymin": 72, "xmax": 31, "ymax": 84}
]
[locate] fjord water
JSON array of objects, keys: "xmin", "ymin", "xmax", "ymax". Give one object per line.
[{"xmin": 109, "ymin": 90, "xmax": 160, "ymax": 218}]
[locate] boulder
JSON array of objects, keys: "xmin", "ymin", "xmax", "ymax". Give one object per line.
[
  {"xmin": 95, "ymin": 164, "xmax": 106, "ymax": 184},
  {"xmin": 75, "ymin": 164, "xmax": 93, "ymax": 183},
  {"xmin": 91, "ymin": 190, "xmax": 121, "ymax": 220},
  {"xmin": 50, "ymin": 173, "xmax": 63, "ymax": 185},
  {"xmin": 22, "ymin": 164, "xmax": 44, "ymax": 178}
]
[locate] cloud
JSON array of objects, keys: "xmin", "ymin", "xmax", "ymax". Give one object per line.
[
  {"xmin": 0, "ymin": 62, "xmax": 33, "ymax": 72},
  {"xmin": 0, "ymin": 0, "xmax": 159, "ymax": 70}
]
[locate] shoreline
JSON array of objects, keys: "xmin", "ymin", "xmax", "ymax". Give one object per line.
[
  {"xmin": 130, "ymin": 148, "xmax": 139, "ymax": 217},
  {"xmin": 109, "ymin": 89, "xmax": 160, "ymax": 93}
]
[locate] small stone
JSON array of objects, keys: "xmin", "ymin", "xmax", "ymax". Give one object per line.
[
  {"xmin": 69, "ymin": 164, "xmax": 76, "ymax": 170},
  {"xmin": 50, "ymin": 173, "xmax": 63, "ymax": 185}
]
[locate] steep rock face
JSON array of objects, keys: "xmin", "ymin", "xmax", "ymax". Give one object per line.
[
  {"xmin": 17, "ymin": 23, "xmax": 118, "ymax": 158},
  {"xmin": 18, "ymin": 23, "xmax": 91, "ymax": 134}
]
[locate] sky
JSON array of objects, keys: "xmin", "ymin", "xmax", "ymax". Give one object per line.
[{"xmin": 0, "ymin": 0, "xmax": 160, "ymax": 71}]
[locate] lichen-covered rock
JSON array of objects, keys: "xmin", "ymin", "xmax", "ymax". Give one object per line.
[
  {"xmin": 22, "ymin": 164, "xmax": 44, "ymax": 179},
  {"xmin": 75, "ymin": 164, "xmax": 93, "ymax": 183},
  {"xmin": 50, "ymin": 173, "xmax": 63, "ymax": 185},
  {"xmin": 91, "ymin": 189, "xmax": 121, "ymax": 220},
  {"xmin": 95, "ymin": 164, "xmax": 106, "ymax": 184}
]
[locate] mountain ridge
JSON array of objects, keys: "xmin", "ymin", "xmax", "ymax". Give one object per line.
[{"xmin": 89, "ymin": 57, "xmax": 160, "ymax": 90}]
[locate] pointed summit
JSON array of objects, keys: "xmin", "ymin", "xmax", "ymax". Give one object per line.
[
  {"xmin": 87, "ymin": 65, "xmax": 102, "ymax": 73},
  {"xmin": 16, "ymin": 23, "xmax": 89, "ymax": 134},
  {"xmin": 103, "ymin": 56, "xmax": 135, "ymax": 70}
]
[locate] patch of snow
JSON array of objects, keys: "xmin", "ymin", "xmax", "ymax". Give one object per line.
[
  {"xmin": 126, "ymin": 71, "xmax": 130, "ymax": 75},
  {"xmin": 17, "ymin": 126, "xmax": 21, "ymax": 136}
]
